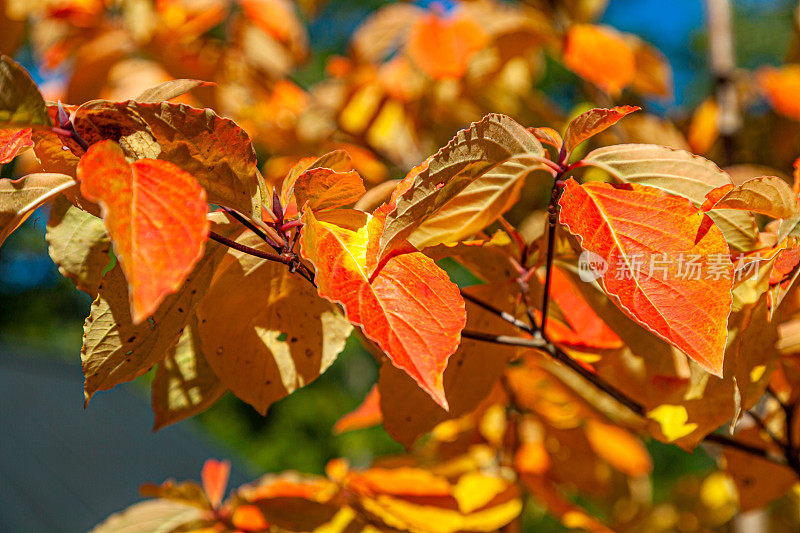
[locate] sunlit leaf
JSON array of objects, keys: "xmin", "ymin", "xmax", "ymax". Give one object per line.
[
  {"xmin": 196, "ymin": 233, "xmax": 352, "ymax": 414},
  {"xmin": 0, "ymin": 127, "xmax": 32, "ymax": 163},
  {"xmin": 380, "ymin": 114, "xmax": 547, "ymax": 258},
  {"xmin": 0, "ymin": 55, "xmax": 50, "ymax": 127},
  {"xmin": 688, "ymin": 98, "xmax": 719, "ymax": 154},
  {"xmin": 81, "ymin": 213, "xmax": 238, "ymax": 404},
  {"xmin": 78, "ymin": 140, "xmax": 210, "ymax": 322},
  {"xmin": 46, "ymin": 195, "xmax": 110, "ymax": 298},
  {"xmin": 202, "ymin": 459, "xmax": 230, "ymax": 509},
  {"xmin": 135, "ymin": 79, "xmax": 209, "ymax": 103},
  {"xmin": 563, "ymin": 24, "xmax": 635, "ymax": 95},
  {"xmin": 294, "ymin": 167, "xmax": 365, "ymax": 212},
  {"xmin": 0, "ymin": 172, "xmax": 76, "ymax": 247},
  {"xmin": 584, "ymin": 419, "xmax": 651, "ymax": 476},
  {"xmin": 89, "ymin": 499, "xmax": 208, "ymax": 533},
  {"xmin": 151, "ymin": 318, "xmax": 227, "ymax": 430},
  {"xmin": 559, "ymin": 179, "xmax": 732, "ymax": 375},
  {"xmin": 407, "ymin": 10, "xmax": 488, "ymax": 80},
  {"xmin": 582, "ymin": 143, "xmax": 758, "ymax": 251},
  {"xmin": 301, "ymin": 208, "xmax": 465, "ymax": 409},
  {"xmin": 758, "ymin": 64, "xmax": 800, "ymax": 121},
  {"xmin": 563, "ymin": 106, "xmax": 640, "ymax": 154},
  {"xmin": 701, "ymin": 176, "xmax": 798, "ymax": 219},
  {"xmin": 333, "ymin": 384, "xmax": 381, "ymax": 434}
]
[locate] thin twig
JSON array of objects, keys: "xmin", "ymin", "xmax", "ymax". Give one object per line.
[
  {"xmin": 461, "ymin": 292, "xmax": 534, "ymax": 333},
  {"xmin": 208, "ymin": 231, "xmax": 315, "ymax": 286},
  {"xmin": 221, "ymin": 206, "xmax": 281, "ymax": 250},
  {"xmin": 461, "ymin": 329, "xmax": 645, "ymax": 416}
]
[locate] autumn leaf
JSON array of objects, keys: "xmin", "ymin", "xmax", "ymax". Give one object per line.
[
  {"xmin": 563, "ymin": 24, "xmax": 636, "ymax": 95},
  {"xmin": 406, "ymin": 10, "xmax": 488, "ymax": 80},
  {"xmin": 701, "ymin": 176, "xmax": 798, "ymax": 219},
  {"xmin": 688, "ymin": 98, "xmax": 719, "ymax": 154},
  {"xmin": 151, "ymin": 318, "xmax": 227, "ymax": 431},
  {"xmin": 135, "ymin": 79, "xmax": 209, "ymax": 103},
  {"xmin": 629, "ymin": 37, "xmax": 673, "ymax": 97},
  {"xmin": 89, "ymin": 499, "xmax": 208, "ymax": 533},
  {"xmin": 351, "ymin": 3, "xmax": 424, "ymax": 63},
  {"xmin": 563, "ymin": 106, "xmax": 640, "ymax": 154},
  {"xmin": 73, "ymin": 100, "xmax": 266, "ymax": 218},
  {"xmin": 584, "ymin": 420, "xmax": 652, "ymax": 476},
  {"xmin": 559, "ymin": 179, "xmax": 733, "ymax": 375},
  {"xmin": 301, "ymin": 208, "xmax": 466, "ymax": 409},
  {"xmin": 195, "ymin": 234, "xmax": 352, "ymax": 415},
  {"xmin": 0, "ymin": 127, "xmax": 32, "ymax": 163},
  {"xmin": 46, "ymin": 195, "xmax": 111, "ymax": 298},
  {"xmin": 333, "ymin": 385, "xmax": 382, "ymax": 434},
  {"xmin": 202, "ymin": 459, "xmax": 230, "ymax": 509},
  {"xmin": 380, "ymin": 114, "xmax": 547, "ymax": 259},
  {"xmin": 0, "ymin": 172, "xmax": 76, "ymax": 247},
  {"xmin": 0, "ymin": 55, "xmax": 50, "ymax": 127},
  {"xmin": 582, "ymin": 143, "xmax": 758, "ymax": 251},
  {"xmin": 81, "ymin": 212, "xmax": 238, "ymax": 404},
  {"xmin": 293, "ymin": 167, "xmax": 365, "ymax": 211},
  {"xmin": 757, "ymin": 64, "xmax": 800, "ymax": 120},
  {"xmin": 77, "ymin": 140, "xmax": 210, "ymax": 323}
]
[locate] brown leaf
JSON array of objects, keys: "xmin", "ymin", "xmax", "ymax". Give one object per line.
[
  {"xmin": 0, "ymin": 173, "xmax": 76, "ymax": 247},
  {"xmin": 196, "ymin": 234, "xmax": 352, "ymax": 414},
  {"xmin": 136, "ymin": 79, "xmax": 210, "ymax": 103}
]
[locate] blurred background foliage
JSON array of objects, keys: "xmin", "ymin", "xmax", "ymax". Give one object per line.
[{"xmin": 2, "ymin": 0, "xmax": 800, "ymax": 530}]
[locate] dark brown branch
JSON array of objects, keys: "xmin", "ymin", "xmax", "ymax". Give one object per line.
[
  {"xmin": 208, "ymin": 231, "xmax": 316, "ymax": 286},
  {"xmin": 221, "ymin": 206, "xmax": 281, "ymax": 250},
  {"xmin": 461, "ymin": 292, "xmax": 534, "ymax": 333},
  {"xmin": 461, "ymin": 329, "xmax": 645, "ymax": 416}
]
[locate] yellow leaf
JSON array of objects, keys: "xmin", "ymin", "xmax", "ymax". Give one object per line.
[{"xmin": 647, "ymin": 405, "xmax": 698, "ymax": 441}]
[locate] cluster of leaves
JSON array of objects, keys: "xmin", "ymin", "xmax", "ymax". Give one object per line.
[{"xmin": 5, "ymin": 0, "xmax": 800, "ymax": 531}]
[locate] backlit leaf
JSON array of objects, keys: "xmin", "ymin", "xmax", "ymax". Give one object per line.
[
  {"xmin": 563, "ymin": 24, "xmax": 635, "ymax": 95},
  {"xmin": 202, "ymin": 459, "xmax": 230, "ymax": 509},
  {"xmin": 559, "ymin": 179, "xmax": 733, "ymax": 375},
  {"xmin": 135, "ymin": 79, "xmax": 209, "ymax": 103},
  {"xmin": 301, "ymin": 209, "xmax": 466, "ymax": 409},
  {"xmin": 89, "ymin": 499, "xmax": 208, "ymax": 533},
  {"xmin": 0, "ymin": 172, "xmax": 76, "ymax": 247},
  {"xmin": 688, "ymin": 98, "xmax": 719, "ymax": 154},
  {"xmin": 151, "ymin": 318, "xmax": 227, "ymax": 431},
  {"xmin": 78, "ymin": 141, "xmax": 210, "ymax": 323},
  {"xmin": 0, "ymin": 55, "xmax": 50, "ymax": 127},
  {"xmin": 758, "ymin": 64, "xmax": 800, "ymax": 121},
  {"xmin": 407, "ymin": 10, "xmax": 488, "ymax": 80},
  {"xmin": 701, "ymin": 176, "xmax": 798, "ymax": 219},
  {"xmin": 46, "ymin": 195, "xmax": 111, "ymax": 298},
  {"xmin": 629, "ymin": 37, "xmax": 673, "ymax": 97},
  {"xmin": 563, "ymin": 106, "xmax": 640, "ymax": 154},
  {"xmin": 0, "ymin": 127, "xmax": 32, "ymax": 163},
  {"xmin": 582, "ymin": 143, "xmax": 758, "ymax": 251},
  {"xmin": 196, "ymin": 234, "xmax": 352, "ymax": 414},
  {"xmin": 294, "ymin": 167, "xmax": 365, "ymax": 211},
  {"xmin": 333, "ymin": 385, "xmax": 381, "ymax": 434},
  {"xmin": 584, "ymin": 419, "xmax": 651, "ymax": 476},
  {"xmin": 380, "ymin": 114, "xmax": 547, "ymax": 258}
]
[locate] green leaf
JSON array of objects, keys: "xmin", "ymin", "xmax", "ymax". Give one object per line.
[
  {"xmin": 46, "ymin": 195, "xmax": 111, "ymax": 298},
  {"xmin": 0, "ymin": 55, "xmax": 50, "ymax": 127}
]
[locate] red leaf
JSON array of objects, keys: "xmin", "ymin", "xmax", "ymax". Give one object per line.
[
  {"xmin": 563, "ymin": 106, "xmax": 640, "ymax": 154},
  {"xmin": 77, "ymin": 141, "xmax": 209, "ymax": 323},
  {"xmin": 558, "ymin": 179, "xmax": 732, "ymax": 375},
  {"xmin": 0, "ymin": 128, "xmax": 33, "ymax": 163},
  {"xmin": 300, "ymin": 208, "xmax": 465, "ymax": 409},
  {"xmin": 333, "ymin": 384, "xmax": 382, "ymax": 434},
  {"xmin": 201, "ymin": 459, "xmax": 230, "ymax": 509}
]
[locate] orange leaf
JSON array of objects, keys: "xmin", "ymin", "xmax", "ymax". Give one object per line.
[
  {"xmin": 758, "ymin": 64, "xmax": 800, "ymax": 121},
  {"xmin": 333, "ymin": 384, "xmax": 382, "ymax": 434},
  {"xmin": 514, "ymin": 441, "xmax": 551, "ymax": 475},
  {"xmin": 300, "ymin": 208, "xmax": 465, "ymax": 409},
  {"xmin": 701, "ymin": 176, "xmax": 798, "ymax": 219},
  {"xmin": 563, "ymin": 24, "xmax": 636, "ymax": 96},
  {"xmin": 407, "ymin": 11, "xmax": 488, "ymax": 80},
  {"xmin": 563, "ymin": 106, "xmax": 640, "ymax": 154},
  {"xmin": 232, "ymin": 505, "xmax": 270, "ymax": 531},
  {"xmin": 77, "ymin": 140, "xmax": 209, "ymax": 323},
  {"xmin": 584, "ymin": 420, "xmax": 652, "ymax": 476},
  {"xmin": 0, "ymin": 128, "xmax": 32, "ymax": 163},
  {"xmin": 559, "ymin": 179, "xmax": 732, "ymax": 375},
  {"xmin": 202, "ymin": 459, "xmax": 230, "ymax": 509},
  {"xmin": 687, "ymin": 98, "xmax": 719, "ymax": 154},
  {"xmin": 294, "ymin": 167, "xmax": 365, "ymax": 211},
  {"xmin": 346, "ymin": 467, "xmax": 452, "ymax": 498}
]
